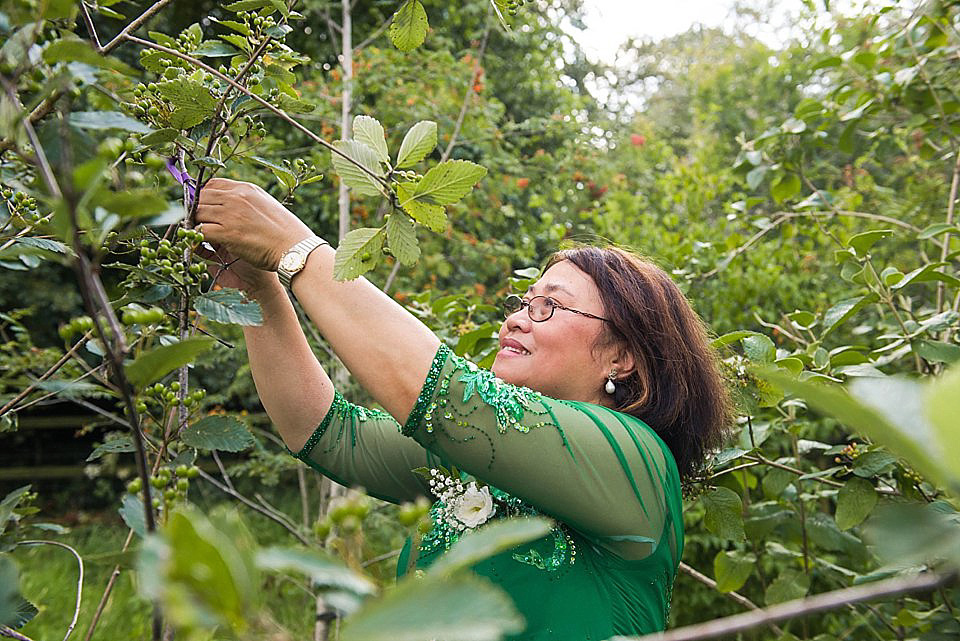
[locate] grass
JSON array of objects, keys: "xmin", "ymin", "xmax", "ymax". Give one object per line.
[{"xmin": 9, "ymin": 478, "xmax": 408, "ymax": 640}]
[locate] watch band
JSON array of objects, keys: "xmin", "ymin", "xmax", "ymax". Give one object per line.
[{"xmin": 277, "ymin": 235, "xmax": 327, "ymax": 288}]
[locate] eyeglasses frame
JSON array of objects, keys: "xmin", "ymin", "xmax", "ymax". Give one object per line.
[{"xmin": 503, "ymin": 294, "xmax": 611, "ymax": 323}]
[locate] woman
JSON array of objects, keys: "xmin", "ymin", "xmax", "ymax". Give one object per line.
[{"xmin": 195, "ymin": 178, "xmax": 731, "ymax": 639}]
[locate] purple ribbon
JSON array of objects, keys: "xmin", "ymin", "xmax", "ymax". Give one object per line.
[{"xmin": 165, "ymin": 158, "xmax": 196, "ymax": 209}]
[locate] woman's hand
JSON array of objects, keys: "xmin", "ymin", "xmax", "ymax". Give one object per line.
[
  {"xmin": 195, "ymin": 177, "xmax": 318, "ymax": 271},
  {"xmin": 198, "ymin": 243, "xmax": 284, "ymax": 302}
]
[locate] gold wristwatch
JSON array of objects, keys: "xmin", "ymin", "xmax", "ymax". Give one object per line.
[{"xmin": 277, "ymin": 236, "xmax": 326, "ymax": 288}]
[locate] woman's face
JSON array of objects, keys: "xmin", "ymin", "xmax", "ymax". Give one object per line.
[{"xmin": 492, "ymin": 260, "xmax": 621, "ymax": 404}]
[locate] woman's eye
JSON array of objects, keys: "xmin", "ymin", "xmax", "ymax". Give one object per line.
[{"xmin": 543, "ymin": 297, "xmax": 557, "ymax": 308}]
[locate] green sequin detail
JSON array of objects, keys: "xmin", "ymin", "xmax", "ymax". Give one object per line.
[
  {"xmin": 455, "ymin": 360, "xmax": 543, "ymax": 433},
  {"xmin": 293, "ymin": 391, "xmax": 391, "ymax": 460},
  {"xmin": 401, "ymin": 344, "xmax": 449, "ymax": 436}
]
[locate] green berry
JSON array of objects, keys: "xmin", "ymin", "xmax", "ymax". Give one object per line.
[{"xmin": 127, "ymin": 478, "xmax": 142, "ymax": 494}]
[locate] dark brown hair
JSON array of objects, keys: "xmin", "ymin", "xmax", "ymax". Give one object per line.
[{"xmin": 546, "ymin": 246, "xmax": 732, "ymax": 480}]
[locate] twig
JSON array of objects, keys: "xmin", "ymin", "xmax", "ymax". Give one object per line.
[
  {"xmin": 122, "ymin": 36, "xmax": 391, "ymax": 192},
  {"xmin": 212, "ymin": 450, "xmax": 235, "ymax": 492},
  {"xmin": 198, "ymin": 469, "xmax": 310, "ymax": 545},
  {"xmin": 79, "ymin": 2, "xmax": 103, "ymax": 51},
  {"xmin": 16, "ymin": 540, "xmax": 84, "ymax": 641},
  {"xmin": 742, "ymin": 454, "xmax": 844, "ymax": 489},
  {"xmin": 99, "ymin": 0, "xmax": 176, "ymax": 54},
  {"xmin": 353, "ymin": 12, "xmax": 393, "ymax": 53},
  {"xmin": 0, "ymin": 331, "xmax": 91, "ymax": 416},
  {"xmin": 361, "ymin": 548, "xmax": 401, "ymax": 568},
  {"xmin": 0, "ymin": 627, "xmax": 36, "ymax": 641},
  {"xmin": 383, "ymin": 261, "xmax": 401, "ymax": 294},
  {"xmin": 619, "ymin": 571, "xmax": 956, "ymax": 641},
  {"xmin": 937, "ymin": 150, "xmax": 959, "ymax": 320},
  {"xmin": 82, "ymin": 529, "xmax": 136, "ymax": 641},
  {"xmin": 441, "ymin": 16, "xmax": 491, "ymax": 162},
  {"xmin": 677, "ymin": 562, "xmax": 783, "ymax": 636}
]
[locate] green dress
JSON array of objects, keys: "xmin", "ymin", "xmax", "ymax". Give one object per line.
[{"xmin": 292, "ymin": 344, "xmax": 684, "ymax": 640}]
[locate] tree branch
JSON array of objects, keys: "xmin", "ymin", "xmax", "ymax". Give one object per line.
[
  {"xmin": 677, "ymin": 562, "xmax": 783, "ymax": 636},
  {"xmin": 0, "ymin": 331, "xmax": 92, "ymax": 416},
  {"xmin": 15, "ymin": 540, "xmax": 84, "ymax": 641},
  {"xmin": 617, "ymin": 572, "xmax": 956, "ymax": 641}
]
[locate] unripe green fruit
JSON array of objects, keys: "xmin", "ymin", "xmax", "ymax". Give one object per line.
[
  {"xmin": 148, "ymin": 106, "xmax": 160, "ymax": 117},
  {"xmin": 122, "ymin": 310, "xmax": 138, "ymax": 325},
  {"xmin": 169, "ymin": 381, "xmax": 181, "ymax": 392},
  {"xmin": 136, "ymin": 401, "xmax": 147, "ymax": 413},
  {"xmin": 397, "ymin": 504, "xmax": 420, "ymax": 526},
  {"xmin": 97, "ymin": 137, "xmax": 124, "ymax": 158},
  {"xmin": 175, "ymin": 464, "xmax": 189, "ymax": 477},
  {"xmin": 152, "ymin": 498, "xmax": 161, "ymax": 508},
  {"xmin": 177, "ymin": 478, "xmax": 189, "ymax": 492},
  {"xmin": 150, "ymin": 476, "xmax": 166, "ymax": 489},
  {"xmin": 164, "ymin": 489, "xmax": 178, "ymax": 501},
  {"xmin": 145, "ymin": 155, "xmax": 166, "ymax": 171},
  {"xmin": 339, "ymin": 514, "xmax": 361, "ymax": 534},
  {"xmin": 313, "ymin": 520, "xmax": 331, "ymax": 539},
  {"xmin": 163, "ymin": 67, "xmax": 179, "ymax": 79},
  {"xmin": 186, "ymin": 466, "xmax": 200, "ymax": 479},
  {"xmin": 127, "ymin": 478, "xmax": 142, "ymax": 494},
  {"xmin": 328, "ymin": 502, "xmax": 352, "ymax": 524},
  {"xmin": 417, "ymin": 519, "xmax": 433, "ymax": 534}
]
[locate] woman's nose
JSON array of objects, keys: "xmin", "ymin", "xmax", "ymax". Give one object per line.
[{"xmin": 504, "ymin": 308, "xmax": 532, "ymax": 332}]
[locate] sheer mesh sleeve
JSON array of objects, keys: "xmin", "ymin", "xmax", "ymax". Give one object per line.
[
  {"xmin": 402, "ymin": 344, "xmax": 684, "ymax": 561},
  {"xmin": 291, "ymin": 392, "xmax": 443, "ymax": 504}
]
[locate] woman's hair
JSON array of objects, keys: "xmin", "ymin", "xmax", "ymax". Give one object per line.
[{"xmin": 545, "ymin": 245, "xmax": 732, "ymax": 480}]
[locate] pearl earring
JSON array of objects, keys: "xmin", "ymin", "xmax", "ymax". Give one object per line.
[{"xmin": 605, "ymin": 370, "xmax": 617, "ymax": 395}]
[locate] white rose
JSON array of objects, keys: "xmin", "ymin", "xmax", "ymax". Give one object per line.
[{"xmin": 451, "ymin": 482, "xmax": 495, "ymax": 528}]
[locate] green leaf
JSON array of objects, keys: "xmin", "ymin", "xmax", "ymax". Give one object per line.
[
  {"xmin": 87, "ymin": 437, "xmax": 134, "ymax": 461},
  {"xmin": 702, "ymin": 487, "xmax": 745, "ymax": 541},
  {"xmin": 918, "ymin": 223, "xmax": 960, "ymax": 240},
  {"xmin": 341, "ymin": 573, "xmax": 522, "ymax": 641},
  {"xmin": 712, "ymin": 330, "xmax": 763, "ymax": 348},
  {"xmin": 822, "ymin": 295, "xmax": 874, "ymax": 337},
  {"xmin": 771, "ymin": 173, "xmax": 801, "ymax": 204},
  {"xmin": 835, "ymin": 477, "xmax": 877, "ymax": 530},
  {"xmin": 713, "ymin": 550, "xmax": 755, "ymax": 592},
  {"xmin": 156, "ymin": 78, "xmax": 218, "ymax": 130},
  {"xmin": 847, "ymin": 229, "xmax": 893, "ymax": 256},
  {"xmin": 396, "ymin": 120, "xmax": 437, "ymax": 168},
  {"xmin": 389, "ymin": 0, "xmax": 429, "ymax": 52},
  {"xmin": 69, "ymin": 111, "xmax": 153, "ymax": 133},
  {"xmin": 195, "ymin": 290, "xmax": 263, "ymax": 326},
  {"xmin": 916, "ymin": 340, "xmax": 960, "ymax": 364},
  {"xmin": 256, "ymin": 547, "xmax": 376, "ymax": 595},
  {"xmin": 97, "ymin": 189, "xmax": 169, "ymax": 218},
  {"xmin": 7, "ymin": 597, "xmax": 37, "ymax": 629},
  {"xmin": 181, "ymin": 415, "xmax": 255, "ymax": 452},
  {"xmin": 852, "ymin": 450, "xmax": 897, "ymax": 478},
  {"xmin": 250, "ymin": 156, "xmax": 297, "ymax": 191},
  {"xmin": 43, "ymin": 39, "xmax": 133, "ymax": 73},
  {"xmin": 139, "ymin": 128, "xmax": 180, "ymax": 147},
  {"xmin": 756, "ymin": 368, "xmax": 957, "ymax": 493},
  {"xmin": 0, "ymin": 556, "xmax": 26, "ymax": 628},
  {"xmin": 333, "ymin": 227, "xmax": 386, "ymax": 281},
  {"xmin": 926, "ymin": 365, "xmax": 960, "ymax": 484},
  {"xmin": 430, "ymin": 517, "xmax": 554, "ymax": 576},
  {"xmin": 353, "ymin": 115, "xmax": 390, "ymax": 164},
  {"xmin": 193, "ymin": 41, "xmax": 239, "ymax": 57},
  {"xmin": 385, "ymin": 214, "xmax": 420, "ymax": 266},
  {"xmin": 742, "ymin": 334, "xmax": 776, "ymax": 363},
  {"xmin": 413, "ymin": 160, "xmax": 487, "ymax": 206},
  {"xmin": 765, "ymin": 570, "xmax": 810, "ymax": 604},
  {"xmin": 331, "ymin": 140, "xmax": 385, "ymax": 197},
  {"xmin": 0, "ymin": 486, "xmax": 30, "ymax": 537},
  {"xmin": 396, "ymin": 182, "xmax": 446, "ymax": 232},
  {"xmin": 125, "ymin": 337, "xmax": 215, "ymax": 388},
  {"xmin": 223, "ymin": 0, "xmax": 275, "ymax": 11},
  {"xmin": 746, "ymin": 165, "xmax": 767, "ymax": 190},
  {"xmin": 119, "ymin": 493, "xmax": 147, "ymax": 538}
]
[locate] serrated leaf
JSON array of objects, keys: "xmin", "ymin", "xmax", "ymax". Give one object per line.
[
  {"xmin": 413, "ymin": 160, "xmax": 487, "ymax": 206},
  {"xmin": 389, "ymin": 0, "xmax": 429, "ymax": 52},
  {"xmin": 182, "ymin": 415, "xmax": 255, "ymax": 452},
  {"xmin": 125, "ymin": 337, "xmax": 215, "ymax": 387},
  {"xmin": 396, "ymin": 182, "xmax": 446, "ymax": 232},
  {"xmin": 87, "ymin": 437, "xmax": 134, "ymax": 461},
  {"xmin": 224, "ymin": 0, "xmax": 274, "ymax": 12},
  {"xmin": 208, "ymin": 17, "xmax": 250, "ymax": 35},
  {"xmin": 193, "ymin": 40, "xmax": 239, "ymax": 57},
  {"xmin": 385, "ymin": 214, "xmax": 420, "ymax": 266},
  {"xmin": 741, "ymin": 334, "xmax": 776, "ymax": 363},
  {"xmin": 765, "ymin": 570, "xmax": 810, "ymax": 604},
  {"xmin": 714, "ymin": 550, "xmax": 755, "ymax": 592},
  {"xmin": 835, "ymin": 477, "xmax": 877, "ymax": 530},
  {"xmin": 353, "ymin": 115, "xmax": 389, "ymax": 164},
  {"xmin": 195, "ymin": 290, "xmax": 263, "ymax": 326},
  {"xmin": 119, "ymin": 493, "xmax": 147, "ymax": 538},
  {"xmin": 702, "ymin": 487, "xmax": 745, "ymax": 541},
  {"xmin": 156, "ymin": 78, "xmax": 218, "ymax": 129},
  {"xmin": 219, "ymin": 33, "xmax": 251, "ymax": 52},
  {"xmin": 331, "ymin": 140, "xmax": 385, "ymax": 197},
  {"xmin": 8, "ymin": 597, "xmax": 38, "ymax": 629},
  {"xmin": 250, "ymin": 156, "xmax": 297, "ymax": 191},
  {"xmin": 0, "ymin": 557, "xmax": 26, "ymax": 628},
  {"xmin": 43, "ymin": 39, "xmax": 133, "ymax": 73},
  {"xmin": 396, "ymin": 120, "xmax": 437, "ymax": 168},
  {"xmin": 98, "ymin": 189, "xmax": 169, "ymax": 218},
  {"xmin": 333, "ymin": 227, "xmax": 386, "ymax": 281},
  {"xmin": 11, "ymin": 237, "xmax": 69, "ymax": 254},
  {"xmin": 69, "ymin": 111, "xmax": 153, "ymax": 133}
]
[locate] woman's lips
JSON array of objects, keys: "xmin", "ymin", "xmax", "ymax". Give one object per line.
[{"xmin": 499, "ymin": 338, "xmax": 530, "ymax": 355}]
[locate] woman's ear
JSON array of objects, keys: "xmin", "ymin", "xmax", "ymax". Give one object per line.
[{"xmin": 611, "ymin": 347, "xmax": 636, "ymax": 380}]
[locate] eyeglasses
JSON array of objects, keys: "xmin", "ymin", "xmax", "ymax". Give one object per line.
[{"xmin": 503, "ymin": 294, "xmax": 611, "ymax": 323}]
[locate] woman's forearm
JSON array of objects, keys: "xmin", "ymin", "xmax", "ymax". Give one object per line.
[
  {"xmin": 289, "ymin": 244, "xmax": 441, "ymax": 423},
  {"xmin": 241, "ymin": 284, "xmax": 335, "ymax": 452}
]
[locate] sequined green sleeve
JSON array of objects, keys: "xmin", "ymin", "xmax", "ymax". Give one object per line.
[
  {"xmin": 402, "ymin": 344, "xmax": 684, "ymax": 562},
  {"xmin": 292, "ymin": 391, "xmax": 444, "ymax": 504}
]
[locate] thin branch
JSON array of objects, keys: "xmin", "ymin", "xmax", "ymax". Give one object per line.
[
  {"xmin": 0, "ymin": 627, "xmax": 36, "ymax": 641},
  {"xmin": 937, "ymin": 150, "xmax": 959, "ymax": 317},
  {"xmin": 620, "ymin": 571, "xmax": 956, "ymax": 641},
  {"xmin": 353, "ymin": 13, "xmax": 393, "ymax": 53},
  {"xmin": 99, "ymin": 0, "xmax": 176, "ymax": 54},
  {"xmin": 82, "ymin": 530, "xmax": 136, "ymax": 641},
  {"xmin": 361, "ymin": 548, "xmax": 401, "ymax": 568},
  {"xmin": 0, "ymin": 331, "xmax": 92, "ymax": 416},
  {"xmin": 16, "ymin": 540, "xmax": 84, "ymax": 641},
  {"xmin": 122, "ymin": 35, "xmax": 391, "ymax": 192},
  {"xmin": 441, "ymin": 17, "xmax": 492, "ymax": 162},
  {"xmin": 677, "ymin": 562, "xmax": 783, "ymax": 636},
  {"xmin": 198, "ymin": 469, "xmax": 310, "ymax": 545},
  {"xmin": 79, "ymin": 2, "xmax": 103, "ymax": 51}
]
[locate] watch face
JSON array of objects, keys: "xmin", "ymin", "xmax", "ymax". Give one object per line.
[{"xmin": 280, "ymin": 251, "xmax": 303, "ymax": 271}]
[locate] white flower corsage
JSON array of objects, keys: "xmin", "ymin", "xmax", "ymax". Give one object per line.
[{"xmin": 421, "ymin": 467, "xmax": 496, "ymax": 531}]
